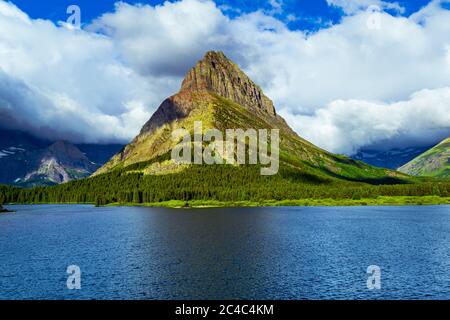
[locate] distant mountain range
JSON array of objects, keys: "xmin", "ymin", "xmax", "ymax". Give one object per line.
[
  {"xmin": 351, "ymin": 146, "xmax": 432, "ymax": 170},
  {"xmin": 399, "ymin": 138, "xmax": 450, "ymax": 178},
  {"xmin": 0, "ymin": 129, "xmax": 123, "ymax": 187}
]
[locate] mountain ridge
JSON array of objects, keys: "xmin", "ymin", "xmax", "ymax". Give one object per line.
[
  {"xmin": 0, "ymin": 129, "xmax": 124, "ymax": 186},
  {"xmin": 17, "ymin": 140, "xmax": 97, "ymax": 186}
]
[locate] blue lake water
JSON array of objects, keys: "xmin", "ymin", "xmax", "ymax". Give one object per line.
[{"xmin": 1, "ymin": 204, "xmax": 450, "ymax": 300}]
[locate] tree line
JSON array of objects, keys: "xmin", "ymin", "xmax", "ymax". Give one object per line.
[{"xmin": 1, "ymin": 164, "xmax": 449, "ymax": 205}]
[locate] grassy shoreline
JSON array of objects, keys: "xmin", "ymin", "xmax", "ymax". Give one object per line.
[
  {"xmin": 3, "ymin": 196, "xmax": 450, "ymax": 209},
  {"xmin": 105, "ymin": 196, "xmax": 450, "ymax": 208}
]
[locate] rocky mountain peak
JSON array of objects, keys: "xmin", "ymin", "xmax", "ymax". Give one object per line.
[
  {"xmin": 22, "ymin": 140, "xmax": 98, "ymax": 185},
  {"xmin": 181, "ymin": 51, "xmax": 276, "ymax": 116},
  {"xmin": 139, "ymin": 51, "xmax": 278, "ymax": 136}
]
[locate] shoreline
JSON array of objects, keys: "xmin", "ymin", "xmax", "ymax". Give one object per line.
[
  {"xmin": 0, "ymin": 207, "xmax": 14, "ymax": 213},
  {"xmin": 106, "ymin": 196, "xmax": 450, "ymax": 208},
  {"xmin": 3, "ymin": 196, "xmax": 450, "ymax": 209}
]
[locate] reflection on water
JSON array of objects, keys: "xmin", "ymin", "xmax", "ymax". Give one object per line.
[{"xmin": 1, "ymin": 205, "xmax": 450, "ymax": 299}]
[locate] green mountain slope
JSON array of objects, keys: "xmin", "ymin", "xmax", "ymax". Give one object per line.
[{"xmin": 399, "ymin": 138, "xmax": 450, "ymax": 178}]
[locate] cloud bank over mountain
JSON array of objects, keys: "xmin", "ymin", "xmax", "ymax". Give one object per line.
[{"xmin": 0, "ymin": 0, "xmax": 449, "ymax": 154}]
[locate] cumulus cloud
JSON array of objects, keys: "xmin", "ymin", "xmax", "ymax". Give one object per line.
[
  {"xmin": 88, "ymin": 0, "xmax": 229, "ymax": 78},
  {"xmin": 0, "ymin": 0, "xmax": 449, "ymax": 154},
  {"xmin": 0, "ymin": 1, "xmax": 171, "ymax": 143},
  {"xmin": 280, "ymin": 87, "xmax": 450, "ymax": 154},
  {"xmin": 326, "ymin": 0, "xmax": 405, "ymax": 14}
]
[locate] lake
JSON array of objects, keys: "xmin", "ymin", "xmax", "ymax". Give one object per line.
[{"xmin": 1, "ymin": 204, "xmax": 450, "ymax": 300}]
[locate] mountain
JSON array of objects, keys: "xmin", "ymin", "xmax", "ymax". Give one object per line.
[
  {"xmin": 15, "ymin": 141, "xmax": 99, "ymax": 186},
  {"xmin": 4, "ymin": 51, "xmax": 440, "ymax": 207},
  {"xmin": 398, "ymin": 138, "xmax": 450, "ymax": 178},
  {"xmin": 352, "ymin": 146, "xmax": 431, "ymax": 170},
  {"xmin": 96, "ymin": 51, "xmax": 405, "ymax": 184},
  {"xmin": 0, "ymin": 129, "xmax": 48, "ymax": 186},
  {"xmin": 0, "ymin": 129, "xmax": 124, "ymax": 186}
]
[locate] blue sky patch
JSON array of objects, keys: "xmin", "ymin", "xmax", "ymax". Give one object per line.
[{"xmin": 10, "ymin": 0, "xmax": 433, "ymax": 31}]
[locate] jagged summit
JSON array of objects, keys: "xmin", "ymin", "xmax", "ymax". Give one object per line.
[
  {"xmin": 140, "ymin": 51, "xmax": 276, "ymax": 136},
  {"xmin": 181, "ymin": 51, "xmax": 276, "ymax": 116}
]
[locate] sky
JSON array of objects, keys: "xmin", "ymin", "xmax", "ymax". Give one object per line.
[
  {"xmin": 0, "ymin": 0, "xmax": 449, "ymax": 154},
  {"xmin": 7, "ymin": 0, "xmax": 437, "ymax": 30}
]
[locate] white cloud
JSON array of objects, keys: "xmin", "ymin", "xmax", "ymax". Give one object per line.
[
  {"xmin": 0, "ymin": 1, "xmax": 172, "ymax": 143},
  {"xmin": 268, "ymin": 0, "xmax": 284, "ymax": 15},
  {"xmin": 0, "ymin": 0, "xmax": 449, "ymax": 154},
  {"xmin": 280, "ymin": 87, "xmax": 450, "ymax": 154},
  {"xmin": 0, "ymin": 0, "xmax": 28, "ymax": 22},
  {"xmin": 88, "ymin": 0, "xmax": 229, "ymax": 77},
  {"xmin": 326, "ymin": 0, "xmax": 405, "ymax": 14}
]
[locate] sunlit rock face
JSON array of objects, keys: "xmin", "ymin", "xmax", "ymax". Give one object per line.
[{"xmin": 181, "ymin": 51, "xmax": 276, "ymax": 116}]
